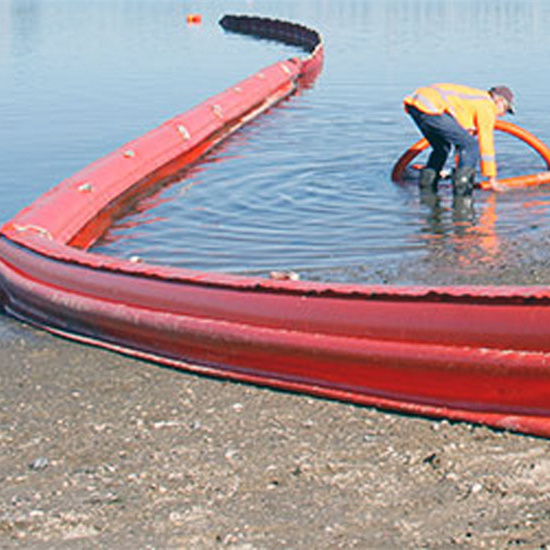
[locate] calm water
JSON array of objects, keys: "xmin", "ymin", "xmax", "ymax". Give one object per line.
[{"xmin": 3, "ymin": 0, "xmax": 550, "ymax": 290}]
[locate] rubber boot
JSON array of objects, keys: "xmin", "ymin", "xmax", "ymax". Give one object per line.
[
  {"xmin": 418, "ymin": 167, "xmax": 439, "ymax": 209},
  {"xmin": 419, "ymin": 167, "xmax": 438, "ymax": 193},
  {"xmin": 452, "ymin": 166, "xmax": 475, "ymax": 197}
]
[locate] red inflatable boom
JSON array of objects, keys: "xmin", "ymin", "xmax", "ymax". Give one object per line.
[{"xmin": 2, "ymin": 16, "xmax": 550, "ymax": 438}]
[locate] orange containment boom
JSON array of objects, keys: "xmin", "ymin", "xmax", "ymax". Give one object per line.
[
  {"xmin": 392, "ymin": 119, "xmax": 550, "ymax": 190},
  {"xmin": 2, "ymin": 16, "xmax": 550, "ymax": 438}
]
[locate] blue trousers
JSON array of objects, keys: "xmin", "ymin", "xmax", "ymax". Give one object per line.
[{"xmin": 406, "ymin": 105, "xmax": 480, "ymax": 174}]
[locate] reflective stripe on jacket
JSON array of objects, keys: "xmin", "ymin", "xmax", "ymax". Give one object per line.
[{"xmin": 404, "ymin": 83, "xmax": 498, "ymax": 177}]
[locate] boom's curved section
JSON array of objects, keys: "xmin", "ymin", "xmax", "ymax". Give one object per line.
[
  {"xmin": 2, "ymin": 16, "xmax": 550, "ymax": 438},
  {"xmin": 392, "ymin": 119, "xmax": 550, "ymax": 189},
  {"xmin": 220, "ymin": 14, "xmax": 324, "ymax": 84}
]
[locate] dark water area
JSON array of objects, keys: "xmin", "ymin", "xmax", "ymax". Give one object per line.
[{"xmin": 3, "ymin": 0, "xmax": 550, "ymax": 296}]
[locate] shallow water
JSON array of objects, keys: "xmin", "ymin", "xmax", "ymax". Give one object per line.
[{"xmin": 2, "ymin": 0, "xmax": 550, "ymax": 286}]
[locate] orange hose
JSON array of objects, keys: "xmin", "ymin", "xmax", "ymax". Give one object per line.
[{"xmin": 392, "ymin": 120, "xmax": 550, "ymax": 191}]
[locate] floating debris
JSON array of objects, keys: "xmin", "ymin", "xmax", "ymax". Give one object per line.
[{"xmin": 269, "ymin": 270, "xmax": 300, "ymax": 281}]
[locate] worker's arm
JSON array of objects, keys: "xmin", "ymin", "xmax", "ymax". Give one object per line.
[{"xmin": 476, "ymin": 106, "xmax": 497, "ymax": 179}]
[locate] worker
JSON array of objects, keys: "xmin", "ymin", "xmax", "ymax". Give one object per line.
[{"xmin": 403, "ymin": 84, "xmax": 515, "ymax": 196}]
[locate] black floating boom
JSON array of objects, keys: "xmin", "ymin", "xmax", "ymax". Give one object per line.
[{"xmin": 219, "ymin": 14, "xmax": 322, "ymax": 53}]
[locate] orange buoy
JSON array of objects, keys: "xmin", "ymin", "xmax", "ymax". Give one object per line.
[{"xmin": 186, "ymin": 13, "xmax": 202, "ymax": 24}]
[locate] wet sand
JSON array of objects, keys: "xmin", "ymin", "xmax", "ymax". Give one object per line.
[{"xmin": 2, "ymin": 297, "xmax": 550, "ymax": 549}]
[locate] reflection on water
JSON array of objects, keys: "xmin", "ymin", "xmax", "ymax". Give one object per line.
[
  {"xmin": 3, "ymin": 1, "xmax": 550, "ymax": 285},
  {"xmin": 418, "ymin": 192, "xmax": 500, "ymax": 268}
]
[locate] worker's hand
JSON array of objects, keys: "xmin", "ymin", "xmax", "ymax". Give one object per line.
[{"xmin": 487, "ymin": 177, "xmax": 505, "ymax": 192}]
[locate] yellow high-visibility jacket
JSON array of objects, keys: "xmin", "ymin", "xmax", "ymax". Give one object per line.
[{"xmin": 404, "ymin": 83, "xmax": 498, "ymax": 178}]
